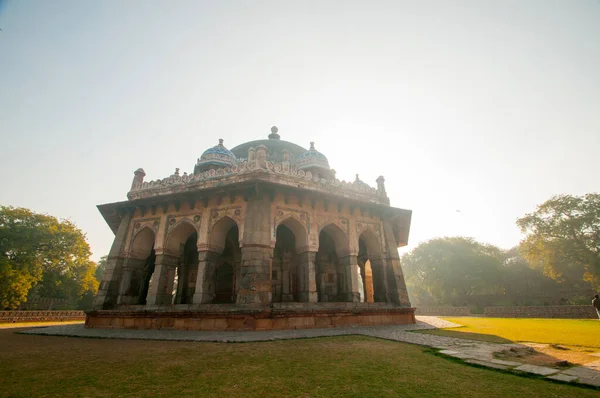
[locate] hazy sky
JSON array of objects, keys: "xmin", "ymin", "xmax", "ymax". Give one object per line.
[{"xmin": 1, "ymin": 1, "xmax": 599, "ymax": 260}]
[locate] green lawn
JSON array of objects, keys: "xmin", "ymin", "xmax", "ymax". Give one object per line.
[
  {"xmin": 420, "ymin": 317, "xmax": 600, "ymax": 348},
  {"xmin": 0, "ymin": 328, "xmax": 596, "ymax": 397}
]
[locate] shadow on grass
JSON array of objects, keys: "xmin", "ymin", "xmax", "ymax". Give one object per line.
[{"xmin": 425, "ymin": 348, "xmax": 600, "ymax": 392}]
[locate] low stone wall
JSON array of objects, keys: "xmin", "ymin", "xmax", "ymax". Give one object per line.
[
  {"xmin": 0, "ymin": 310, "xmax": 86, "ymax": 323},
  {"xmin": 85, "ymin": 304, "xmax": 416, "ymax": 331},
  {"xmin": 415, "ymin": 307, "xmax": 471, "ymax": 316},
  {"xmin": 483, "ymin": 305, "xmax": 597, "ymax": 319}
]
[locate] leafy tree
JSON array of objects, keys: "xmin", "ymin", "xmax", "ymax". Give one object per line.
[
  {"xmin": 0, "ymin": 206, "xmax": 98, "ymax": 309},
  {"xmin": 75, "ymin": 255, "xmax": 107, "ymax": 310},
  {"xmin": 500, "ymin": 247, "xmax": 563, "ymax": 305},
  {"xmin": 402, "ymin": 237, "xmax": 504, "ymax": 306},
  {"xmin": 95, "ymin": 255, "xmax": 107, "ymax": 282},
  {"xmin": 517, "ymin": 194, "xmax": 600, "ymax": 289}
]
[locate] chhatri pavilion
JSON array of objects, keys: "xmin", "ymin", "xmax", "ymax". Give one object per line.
[{"xmin": 89, "ymin": 127, "xmax": 414, "ymax": 330}]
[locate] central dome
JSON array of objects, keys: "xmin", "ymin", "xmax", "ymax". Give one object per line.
[{"xmin": 230, "ymin": 127, "xmax": 307, "ymax": 163}]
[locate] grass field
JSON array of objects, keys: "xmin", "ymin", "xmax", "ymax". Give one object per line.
[
  {"xmin": 420, "ymin": 317, "xmax": 600, "ymax": 348},
  {"xmin": 0, "ymin": 327, "xmax": 596, "ymax": 397}
]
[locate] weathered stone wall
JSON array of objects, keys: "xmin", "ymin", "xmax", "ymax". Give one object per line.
[
  {"xmin": 85, "ymin": 304, "xmax": 415, "ymax": 331},
  {"xmin": 1, "ymin": 311, "xmax": 85, "ymax": 323},
  {"xmin": 484, "ymin": 305, "xmax": 597, "ymax": 319},
  {"xmin": 415, "ymin": 307, "xmax": 472, "ymax": 316},
  {"xmin": 98, "ymin": 188, "xmax": 412, "ymax": 310}
]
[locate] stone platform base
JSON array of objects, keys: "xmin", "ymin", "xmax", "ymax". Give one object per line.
[{"xmin": 85, "ymin": 303, "xmax": 416, "ymax": 331}]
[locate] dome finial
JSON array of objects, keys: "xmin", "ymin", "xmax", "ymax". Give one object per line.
[
  {"xmin": 268, "ymin": 126, "xmax": 280, "ymax": 140},
  {"xmin": 218, "ymin": 138, "xmax": 224, "ymax": 146},
  {"xmin": 310, "ymin": 142, "xmax": 315, "ymax": 150}
]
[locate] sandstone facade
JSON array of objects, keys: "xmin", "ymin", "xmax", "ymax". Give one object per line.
[{"xmin": 90, "ymin": 127, "xmax": 414, "ymax": 330}]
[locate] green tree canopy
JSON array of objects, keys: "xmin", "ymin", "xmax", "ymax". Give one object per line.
[
  {"xmin": 402, "ymin": 237, "xmax": 504, "ymax": 306},
  {"xmin": 517, "ymin": 194, "xmax": 600, "ymax": 289},
  {"xmin": 0, "ymin": 206, "xmax": 98, "ymax": 309}
]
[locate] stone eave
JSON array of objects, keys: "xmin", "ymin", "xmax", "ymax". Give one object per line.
[{"xmin": 388, "ymin": 209, "xmax": 412, "ymax": 248}]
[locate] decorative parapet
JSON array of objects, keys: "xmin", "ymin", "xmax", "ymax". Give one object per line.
[{"xmin": 128, "ymin": 159, "xmax": 389, "ymax": 203}]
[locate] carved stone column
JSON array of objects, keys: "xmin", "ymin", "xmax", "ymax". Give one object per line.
[
  {"xmin": 369, "ymin": 256, "xmax": 389, "ymax": 303},
  {"xmin": 236, "ymin": 194, "xmax": 272, "ymax": 306},
  {"xmin": 93, "ymin": 211, "xmax": 132, "ymax": 310},
  {"xmin": 297, "ymin": 251, "xmax": 318, "ymax": 302},
  {"xmin": 146, "ymin": 252, "xmax": 179, "ymax": 305},
  {"xmin": 117, "ymin": 257, "xmax": 146, "ymax": 305},
  {"xmin": 337, "ymin": 254, "xmax": 361, "ymax": 302},
  {"xmin": 382, "ymin": 220, "xmax": 412, "ymax": 306},
  {"xmin": 192, "ymin": 250, "xmax": 218, "ymax": 304},
  {"xmin": 255, "ymin": 145, "xmax": 268, "ymax": 169},
  {"xmin": 237, "ymin": 245, "xmax": 272, "ymax": 305}
]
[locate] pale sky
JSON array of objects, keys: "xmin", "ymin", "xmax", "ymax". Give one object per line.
[{"xmin": 1, "ymin": 1, "xmax": 599, "ymax": 261}]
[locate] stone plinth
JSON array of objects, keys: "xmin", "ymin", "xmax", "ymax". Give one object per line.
[{"xmin": 85, "ymin": 304, "xmax": 415, "ymax": 331}]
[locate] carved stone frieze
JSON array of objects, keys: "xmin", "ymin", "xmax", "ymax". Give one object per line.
[{"xmin": 128, "ymin": 159, "xmax": 386, "ymax": 203}]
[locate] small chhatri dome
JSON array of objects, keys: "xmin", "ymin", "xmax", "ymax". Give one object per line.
[
  {"xmin": 296, "ymin": 141, "xmax": 330, "ymax": 170},
  {"xmin": 195, "ymin": 138, "xmax": 237, "ymax": 171},
  {"xmin": 354, "ymin": 174, "xmax": 370, "ymax": 188},
  {"xmin": 268, "ymin": 125, "xmax": 280, "ymax": 140}
]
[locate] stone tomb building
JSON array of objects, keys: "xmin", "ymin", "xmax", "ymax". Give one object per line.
[{"xmin": 88, "ymin": 127, "xmax": 414, "ymax": 330}]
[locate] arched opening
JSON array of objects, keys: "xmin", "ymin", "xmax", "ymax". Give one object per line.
[
  {"xmin": 174, "ymin": 232, "xmax": 198, "ymax": 304},
  {"xmin": 126, "ymin": 227, "xmax": 156, "ymax": 305},
  {"xmin": 357, "ymin": 240, "xmax": 374, "ymax": 303},
  {"xmin": 137, "ymin": 247, "xmax": 156, "ymax": 305},
  {"xmin": 316, "ymin": 224, "xmax": 350, "ymax": 302},
  {"xmin": 358, "ymin": 229, "xmax": 387, "ymax": 303},
  {"xmin": 165, "ymin": 221, "xmax": 198, "ymax": 305},
  {"xmin": 272, "ymin": 224, "xmax": 299, "ymax": 302},
  {"xmin": 212, "ymin": 223, "xmax": 240, "ymax": 303}
]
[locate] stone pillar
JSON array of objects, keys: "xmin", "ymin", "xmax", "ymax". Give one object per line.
[
  {"xmin": 337, "ymin": 255, "xmax": 361, "ymax": 302},
  {"xmin": 237, "ymin": 245, "xmax": 272, "ymax": 305},
  {"xmin": 382, "ymin": 220, "xmax": 412, "ymax": 306},
  {"xmin": 281, "ymin": 150, "xmax": 291, "ymax": 173},
  {"xmin": 255, "ymin": 145, "xmax": 268, "ymax": 169},
  {"xmin": 236, "ymin": 194, "xmax": 272, "ymax": 306},
  {"xmin": 248, "ymin": 147, "xmax": 256, "ymax": 168},
  {"xmin": 131, "ymin": 168, "xmax": 146, "ymax": 191},
  {"xmin": 297, "ymin": 251, "xmax": 318, "ymax": 302},
  {"xmin": 116, "ymin": 257, "xmax": 145, "ymax": 305},
  {"xmin": 192, "ymin": 250, "xmax": 218, "ymax": 304},
  {"xmin": 146, "ymin": 253, "xmax": 179, "ymax": 305},
  {"xmin": 369, "ymin": 257, "xmax": 389, "ymax": 303},
  {"xmin": 93, "ymin": 211, "xmax": 132, "ymax": 310},
  {"xmin": 376, "ymin": 175, "xmax": 386, "ymax": 196}
]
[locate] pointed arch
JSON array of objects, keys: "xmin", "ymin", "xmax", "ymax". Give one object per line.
[
  {"xmin": 277, "ymin": 215, "xmax": 308, "ymax": 251},
  {"xmin": 210, "ymin": 217, "xmax": 240, "ymax": 304},
  {"xmin": 319, "ymin": 223, "xmax": 349, "ymax": 254},
  {"xmin": 358, "ymin": 228, "xmax": 387, "ymax": 303},
  {"xmin": 165, "ymin": 220, "xmax": 197, "ymax": 252},
  {"xmin": 130, "ymin": 227, "xmax": 156, "ymax": 259},
  {"xmin": 359, "ymin": 228, "xmax": 383, "ymax": 258},
  {"xmin": 209, "ymin": 216, "xmax": 239, "ymax": 254}
]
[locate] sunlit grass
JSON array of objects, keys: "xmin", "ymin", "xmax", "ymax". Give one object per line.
[
  {"xmin": 0, "ymin": 320, "xmax": 84, "ymax": 329},
  {"xmin": 0, "ymin": 327, "xmax": 595, "ymax": 397},
  {"xmin": 420, "ymin": 317, "xmax": 600, "ymax": 348}
]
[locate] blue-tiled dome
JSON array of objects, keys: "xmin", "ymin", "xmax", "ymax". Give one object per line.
[
  {"xmin": 296, "ymin": 142, "xmax": 330, "ymax": 170},
  {"xmin": 195, "ymin": 139, "xmax": 237, "ymax": 171},
  {"xmin": 354, "ymin": 174, "xmax": 370, "ymax": 188}
]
